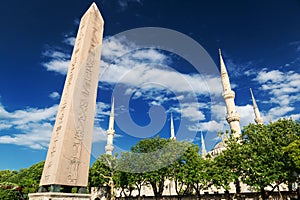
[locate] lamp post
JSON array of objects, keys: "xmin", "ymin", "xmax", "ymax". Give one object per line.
[{"xmin": 292, "ymin": 172, "xmax": 300, "ymax": 200}]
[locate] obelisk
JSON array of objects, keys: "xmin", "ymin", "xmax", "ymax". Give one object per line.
[{"xmin": 32, "ymin": 2, "xmax": 103, "ymax": 197}]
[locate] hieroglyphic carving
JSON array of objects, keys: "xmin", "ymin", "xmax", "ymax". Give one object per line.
[
  {"xmin": 67, "ymin": 50, "xmax": 96, "ymax": 184},
  {"xmin": 40, "ymin": 3, "xmax": 103, "ymax": 187},
  {"xmin": 42, "ymin": 20, "xmax": 85, "ymax": 182}
]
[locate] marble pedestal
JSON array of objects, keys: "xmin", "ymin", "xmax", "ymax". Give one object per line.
[{"xmin": 28, "ymin": 192, "xmax": 90, "ymax": 200}]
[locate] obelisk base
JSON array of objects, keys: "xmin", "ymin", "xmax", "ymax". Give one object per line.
[{"xmin": 28, "ymin": 192, "xmax": 90, "ymax": 200}]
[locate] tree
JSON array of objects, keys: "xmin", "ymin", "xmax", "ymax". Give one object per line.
[
  {"xmin": 240, "ymin": 119, "xmax": 299, "ymax": 199},
  {"xmin": 18, "ymin": 161, "xmax": 45, "ymax": 197},
  {"xmin": 129, "ymin": 137, "xmax": 189, "ymax": 199},
  {"xmin": 283, "ymin": 139, "xmax": 300, "ymax": 172},
  {"xmin": 117, "ymin": 152, "xmax": 145, "ymax": 198},
  {"xmin": 213, "ymin": 134, "xmax": 244, "ymax": 195},
  {"xmin": 89, "ymin": 154, "xmax": 118, "ymax": 200},
  {"xmin": 172, "ymin": 142, "xmax": 211, "ymax": 199},
  {"xmin": 130, "ymin": 137, "xmax": 171, "ymax": 198},
  {"xmin": 0, "ymin": 161, "xmax": 44, "ymax": 200},
  {"xmin": 0, "ymin": 182, "xmax": 21, "ymax": 200}
]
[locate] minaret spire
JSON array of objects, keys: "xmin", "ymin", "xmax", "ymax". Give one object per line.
[
  {"xmin": 170, "ymin": 113, "xmax": 176, "ymax": 140},
  {"xmin": 200, "ymin": 130, "xmax": 207, "ymax": 158},
  {"xmin": 219, "ymin": 49, "xmax": 241, "ymax": 137},
  {"xmin": 105, "ymin": 97, "xmax": 115, "ymax": 155},
  {"xmin": 250, "ymin": 88, "xmax": 263, "ymax": 124}
]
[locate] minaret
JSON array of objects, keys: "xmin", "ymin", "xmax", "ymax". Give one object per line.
[
  {"xmin": 105, "ymin": 97, "xmax": 115, "ymax": 155},
  {"xmin": 219, "ymin": 49, "xmax": 241, "ymax": 137},
  {"xmin": 200, "ymin": 130, "xmax": 207, "ymax": 158},
  {"xmin": 250, "ymin": 88, "xmax": 263, "ymax": 124},
  {"xmin": 170, "ymin": 113, "xmax": 176, "ymax": 140}
]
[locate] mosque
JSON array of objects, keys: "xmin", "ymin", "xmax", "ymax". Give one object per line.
[
  {"xmin": 104, "ymin": 49, "xmax": 263, "ymax": 159},
  {"xmin": 92, "ymin": 49, "xmax": 285, "ymax": 199}
]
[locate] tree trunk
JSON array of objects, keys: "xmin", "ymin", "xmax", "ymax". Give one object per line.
[
  {"xmin": 260, "ymin": 188, "xmax": 266, "ymax": 200},
  {"xmin": 277, "ymin": 185, "xmax": 283, "ymax": 200},
  {"xmin": 195, "ymin": 189, "xmax": 201, "ymax": 200},
  {"xmin": 192, "ymin": 184, "xmax": 201, "ymax": 200}
]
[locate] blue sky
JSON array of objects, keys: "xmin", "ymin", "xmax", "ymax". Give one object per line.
[{"xmin": 1, "ymin": 0, "xmax": 300, "ymax": 170}]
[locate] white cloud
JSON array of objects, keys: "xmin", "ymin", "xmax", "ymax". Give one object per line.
[
  {"xmin": 40, "ymin": 36, "xmax": 224, "ymax": 134},
  {"xmin": 63, "ymin": 37, "xmax": 76, "ymax": 46},
  {"xmin": 269, "ymin": 106, "xmax": 294, "ymax": 117},
  {"xmin": 42, "ymin": 36, "xmax": 222, "ymax": 98},
  {"xmin": 255, "ymin": 69, "xmax": 284, "ymax": 83},
  {"xmin": 289, "ymin": 113, "xmax": 300, "ymax": 121},
  {"xmin": 101, "ymin": 36, "xmax": 136, "ymax": 61},
  {"xmin": 0, "ymin": 104, "xmax": 58, "ymax": 149},
  {"xmin": 92, "ymin": 126, "xmax": 107, "ymax": 142},
  {"xmin": 188, "ymin": 120, "xmax": 225, "ymax": 132},
  {"xmin": 43, "ymin": 50, "xmax": 69, "ymax": 59},
  {"xmin": 43, "ymin": 59, "xmax": 70, "ymax": 74},
  {"xmin": 0, "ymin": 100, "xmax": 113, "ymax": 149},
  {"xmin": 171, "ymin": 102, "xmax": 206, "ymax": 122},
  {"xmin": 95, "ymin": 102, "xmax": 111, "ymax": 122},
  {"xmin": 0, "ymin": 123, "xmax": 53, "ymax": 150},
  {"xmin": 290, "ymin": 40, "xmax": 300, "ymax": 52},
  {"xmin": 49, "ymin": 92, "xmax": 60, "ymax": 100},
  {"xmin": 0, "ymin": 123, "xmax": 12, "ymax": 130},
  {"xmin": 236, "ymin": 104, "xmax": 256, "ymax": 127},
  {"xmin": 254, "ymin": 69, "xmax": 300, "ymax": 120}
]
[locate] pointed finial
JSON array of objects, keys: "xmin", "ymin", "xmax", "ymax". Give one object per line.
[
  {"xmin": 250, "ymin": 88, "xmax": 258, "ymax": 108},
  {"xmin": 111, "ymin": 96, "xmax": 114, "ymax": 116},
  {"xmin": 219, "ymin": 49, "xmax": 228, "ymax": 75},
  {"xmin": 200, "ymin": 129, "xmax": 207, "ymax": 158},
  {"xmin": 170, "ymin": 112, "xmax": 176, "ymax": 140}
]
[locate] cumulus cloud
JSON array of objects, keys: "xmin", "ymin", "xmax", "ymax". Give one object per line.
[
  {"xmin": 255, "ymin": 69, "xmax": 300, "ymax": 119},
  {"xmin": 254, "ymin": 69, "xmax": 300, "ymax": 120},
  {"xmin": 0, "ymin": 100, "xmax": 113, "ymax": 149},
  {"xmin": 63, "ymin": 37, "xmax": 76, "ymax": 46},
  {"xmin": 41, "ymin": 36, "xmax": 224, "ymax": 125},
  {"xmin": 0, "ymin": 104, "xmax": 58, "ymax": 149},
  {"xmin": 42, "ymin": 36, "xmax": 222, "ymax": 97},
  {"xmin": 49, "ymin": 92, "xmax": 60, "ymax": 100},
  {"xmin": 236, "ymin": 104, "xmax": 256, "ymax": 127},
  {"xmin": 92, "ymin": 126, "xmax": 107, "ymax": 142},
  {"xmin": 188, "ymin": 120, "xmax": 225, "ymax": 132},
  {"xmin": 172, "ymin": 102, "xmax": 206, "ymax": 122}
]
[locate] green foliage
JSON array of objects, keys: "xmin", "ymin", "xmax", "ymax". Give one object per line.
[
  {"xmin": 240, "ymin": 119, "xmax": 299, "ymax": 191},
  {"xmin": 212, "ymin": 134, "xmax": 244, "ymax": 191},
  {"xmin": 129, "ymin": 137, "xmax": 175, "ymax": 197},
  {"xmin": 89, "ymin": 154, "xmax": 116, "ymax": 187},
  {"xmin": 283, "ymin": 139, "xmax": 300, "ymax": 172},
  {"xmin": 0, "ymin": 161, "xmax": 44, "ymax": 200},
  {"xmin": 0, "ymin": 187, "xmax": 20, "ymax": 200},
  {"xmin": 170, "ymin": 142, "xmax": 211, "ymax": 197},
  {"xmin": 89, "ymin": 121, "xmax": 299, "ymax": 198}
]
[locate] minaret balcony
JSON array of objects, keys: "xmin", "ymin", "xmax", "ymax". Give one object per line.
[
  {"xmin": 222, "ymin": 90, "xmax": 235, "ymax": 99},
  {"xmin": 226, "ymin": 112, "xmax": 240, "ymax": 123},
  {"xmin": 105, "ymin": 144, "xmax": 114, "ymax": 152},
  {"xmin": 107, "ymin": 129, "xmax": 115, "ymax": 135}
]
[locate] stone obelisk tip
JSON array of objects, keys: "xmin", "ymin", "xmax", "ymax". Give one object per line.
[{"xmin": 85, "ymin": 2, "xmax": 104, "ymax": 24}]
